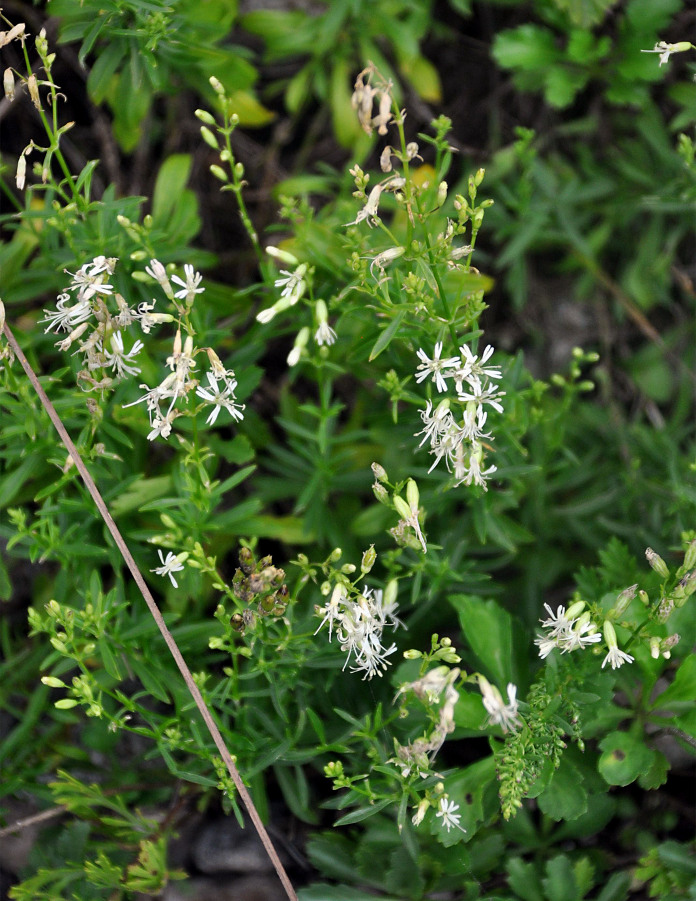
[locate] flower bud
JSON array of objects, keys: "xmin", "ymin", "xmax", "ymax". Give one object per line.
[
  {"xmin": 329, "ymin": 547, "xmax": 342, "ymax": 562},
  {"xmin": 200, "ymin": 125, "xmax": 219, "ymax": 149},
  {"xmin": 27, "ymin": 74, "xmax": 40, "ymax": 109},
  {"xmin": 195, "ymin": 108, "xmax": 217, "ymax": 126},
  {"xmin": 3, "ymin": 67, "xmax": 14, "ymax": 101},
  {"xmin": 15, "ymin": 152, "xmax": 26, "ymax": 190},
  {"xmin": 673, "ymin": 571, "xmax": 696, "ymax": 606},
  {"xmin": 373, "ymin": 482, "xmax": 389, "ymax": 504},
  {"xmin": 565, "ymin": 600, "xmax": 586, "ymax": 620},
  {"xmin": 393, "ymin": 495, "xmax": 411, "ymax": 522},
  {"xmin": 266, "ymin": 245, "xmax": 299, "ymax": 266},
  {"xmin": 406, "ymin": 478, "xmax": 419, "ymax": 511},
  {"xmin": 361, "ymin": 545, "xmax": 376, "ymax": 573},
  {"xmin": 371, "ymin": 462, "xmax": 388, "ymax": 482},
  {"xmin": 611, "ymin": 584, "xmax": 637, "ymax": 618},
  {"xmin": 340, "ymin": 564, "xmax": 356, "ymax": 575},
  {"xmin": 603, "ymin": 620, "xmax": 618, "ymax": 650},
  {"xmin": 683, "ymin": 539, "xmax": 696, "ymax": 571},
  {"xmin": 645, "ymin": 547, "xmax": 669, "ymax": 579}
]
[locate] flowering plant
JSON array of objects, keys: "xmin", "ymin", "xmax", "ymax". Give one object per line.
[{"xmin": 0, "ymin": 13, "xmax": 694, "ymax": 901}]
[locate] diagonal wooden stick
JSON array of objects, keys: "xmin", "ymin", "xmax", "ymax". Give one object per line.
[{"xmin": 2, "ymin": 321, "xmax": 298, "ymax": 901}]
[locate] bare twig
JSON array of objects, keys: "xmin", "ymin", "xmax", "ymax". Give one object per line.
[{"xmin": 2, "ymin": 321, "xmax": 298, "ymax": 901}]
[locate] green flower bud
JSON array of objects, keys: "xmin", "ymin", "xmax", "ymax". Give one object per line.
[
  {"xmin": 610, "ymin": 584, "xmax": 637, "ymax": 618},
  {"xmin": 371, "ymin": 462, "xmax": 388, "ymax": 482},
  {"xmin": 565, "ymin": 600, "xmax": 586, "ymax": 620},
  {"xmin": 361, "ymin": 545, "xmax": 376, "ymax": 573},
  {"xmin": 406, "ymin": 478, "xmax": 419, "ymax": 510},
  {"xmin": 645, "ymin": 547, "xmax": 669, "ymax": 579},
  {"xmin": 373, "ymin": 482, "xmax": 389, "ymax": 504},
  {"xmin": 393, "ymin": 495, "xmax": 411, "ymax": 521},
  {"xmin": 195, "ymin": 108, "xmax": 217, "ymax": 125}
]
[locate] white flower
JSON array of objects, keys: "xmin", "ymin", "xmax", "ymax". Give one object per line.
[
  {"xmin": 41, "ymin": 293, "xmax": 92, "ymax": 333},
  {"xmin": 314, "ymin": 322, "xmax": 337, "ymax": 346},
  {"xmin": 171, "ymin": 264, "xmax": 204, "ymax": 304},
  {"xmin": 145, "ymin": 259, "xmax": 174, "ymax": 299},
  {"xmin": 456, "ymin": 379, "xmax": 505, "ymax": 414},
  {"xmin": 274, "ymin": 264, "xmax": 307, "ymax": 301},
  {"xmin": 64, "ymin": 256, "xmax": 115, "ymax": 302},
  {"xmin": 105, "ymin": 331, "xmax": 144, "ymax": 378},
  {"xmin": 452, "ymin": 344, "xmax": 502, "ymax": 391},
  {"xmin": 415, "ymin": 342, "xmax": 460, "ymax": 393},
  {"xmin": 454, "ymin": 441, "xmax": 497, "ymax": 491},
  {"xmin": 345, "ymin": 183, "xmax": 385, "ymax": 227},
  {"xmin": 539, "ymin": 603, "xmax": 573, "ymax": 637},
  {"xmin": 479, "ymin": 676, "xmax": 520, "ymax": 733},
  {"xmin": 641, "ymin": 40, "xmax": 692, "ymax": 67},
  {"xmin": 415, "ymin": 399, "xmax": 455, "ymax": 448},
  {"xmin": 314, "ymin": 583, "xmax": 347, "ymax": 642},
  {"xmin": 602, "ymin": 646, "xmax": 635, "ymax": 670},
  {"xmin": 315, "ymin": 581, "xmax": 401, "ymax": 680},
  {"xmin": 435, "ymin": 797, "xmax": 464, "ymax": 833},
  {"xmin": 535, "ymin": 602, "xmax": 602, "ymax": 658},
  {"xmin": 601, "ymin": 620, "xmax": 634, "ymax": 670},
  {"xmin": 562, "ymin": 614, "xmax": 602, "ymax": 652},
  {"xmin": 151, "ymin": 550, "xmax": 185, "ymax": 587},
  {"xmin": 147, "ymin": 411, "xmax": 177, "ymax": 441},
  {"xmin": 195, "ymin": 371, "xmax": 245, "ymax": 426}
]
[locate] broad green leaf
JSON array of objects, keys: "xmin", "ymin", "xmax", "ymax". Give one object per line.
[
  {"xmin": 598, "ymin": 731, "xmax": 653, "ymax": 786},
  {"xmin": 507, "ymin": 857, "xmax": 544, "ymax": 901},
  {"xmin": 152, "ymin": 155, "xmax": 193, "ymax": 225},
  {"xmin": 537, "ymin": 757, "xmax": 588, "ymax": 821},
  {"xmin": 542, "ymin": 854, "xmax": 582, "ymax": 901},
  {"xmin": 492, "ymin": 25, "xmax": 560, "ymax": 72},
  {"xmin": 400, "ymin": 54, "xmax": 442, "ymax": 103},
  {"xmin": 450, "ymin": 594, "xmax": 526, "ymax": 686},
  {"xmin": 650, "ymin": 654, "xmax": 696, "ymax": 710}
]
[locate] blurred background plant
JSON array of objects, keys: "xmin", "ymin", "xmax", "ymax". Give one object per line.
[{"xmin": 0, "ymin": 1, "xmax": 694, "ymax": 900}]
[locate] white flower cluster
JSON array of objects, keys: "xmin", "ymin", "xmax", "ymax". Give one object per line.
[
  {"xmin": 534, "ymin": 601, "xmax": 634, "ymax": 670},
  {"xmin": 314, "ymin": 582, "xmax": 401, "ymax": 680},
  {"xmin": 414, "ymin": 342, "xmax": 504, "ymax": 490},
  {"xmin": 40, "ymin": 256, "xmax": 157, "ymax": 391},
  {"xmin": 42, "ymin": 256, "xmax": 244, "ymax": 440}
]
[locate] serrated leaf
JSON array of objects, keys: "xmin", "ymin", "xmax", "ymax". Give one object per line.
[{"xmin": 537, "ymin": 757, "xmax": 588, "ymax": 821}]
